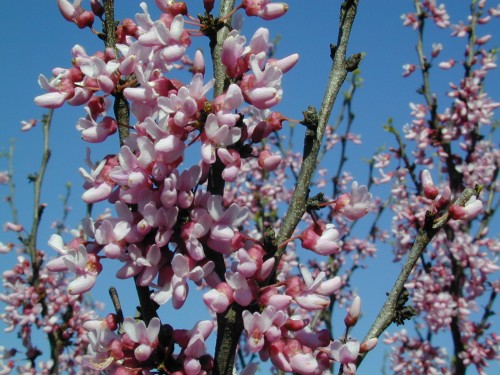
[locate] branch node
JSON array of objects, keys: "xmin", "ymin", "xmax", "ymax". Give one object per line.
[
  {"xmin": 392, "ymin": 288, "xmax": 416, "ymax": 326},
  {"xmin": 346, "ymin": 52, "xmax": 363, "ymax": 72}
]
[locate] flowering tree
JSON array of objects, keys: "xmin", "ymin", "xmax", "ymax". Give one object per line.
[{"xmin": 1, "ymin": 0, "xmax": 498, "ymax": 374}]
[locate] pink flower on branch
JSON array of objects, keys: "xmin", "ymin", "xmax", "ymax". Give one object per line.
[
  {"xmin": 299, "ymin": 221, "xmax": 342, "ymax": 256},
  {"xmin": 286, "ymin": 265, "xmax": 342, "ymax": 310},
  {"xmin": 242, "ymin": 0, "xmax": 289, "ymax": 20},
  {"xmin": 334, "ymin": 181, "xmax": 372, "ymax": 220},
  {"xmin": 46, "ymin": 241, "xmax": 102, "ymax": 295},
  {"xmin": 449, "ymin": 196, "xmax": 483, "ymax": 221},
  {"xmin": 122, "ymin": 317, "xmax": 160, "ymax": 362},
  {"xmin": 57, "ymin": 0, "xmax": 94, "ymax": 28}
]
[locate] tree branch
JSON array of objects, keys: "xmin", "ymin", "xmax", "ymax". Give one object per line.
[
  {"xmin": 357, "ymin": 187, "xmax": 478, "ymax": 368},
  {"xmin": 275, "ymin": 0, "xmax": 361, "ymax": 251}
]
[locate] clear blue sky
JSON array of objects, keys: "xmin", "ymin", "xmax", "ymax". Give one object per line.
[{"xmin": 0, "ymin": 1, "xmax": 498, "ymax": 374}]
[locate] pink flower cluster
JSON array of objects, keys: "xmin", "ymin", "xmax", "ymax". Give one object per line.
[
  {"xmin": 0, "ymin": 251, "xmax": 100, "ymax": 374},
  {"xmin": 29, "ymin": 1, "xmax": 383, "ymax": 373}
]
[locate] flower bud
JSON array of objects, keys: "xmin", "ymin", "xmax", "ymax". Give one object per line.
[
  {"xmin": 193, "ymin": 50, "xmax": 205, "ymax": 75},
  {"xmin": 421, "ymin": 169, "xmax": 438, "ymax": 200},
  {"xmin": 360, "ymin": 337, "xmax": 378, "ymax": 353},
  {"xmin": 204, "ymin": 0, "xmax": 215, "ymax": 13},
  {"xmin": 344, "ymin": 296, "xmax": 361, "ymax": 327},
  {"xmin": 90, "ymin": 0, "xmax": 104, "ymax": 17}
]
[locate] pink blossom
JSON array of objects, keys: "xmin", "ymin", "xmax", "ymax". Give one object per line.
[
  {"xmin": 122, "ymin": 317, "xmax": 160, "ymax": 362},
  {"xmin": 242, "ymin": 306, "xmax": 277, "ymax": 352},
  {"xmin": 203, "ymin": 282, "xmax": 233, "ymax": 313},
  {"xmin": 76, "ymin": 107, "xmax": 117, "ymax": 143},
  {"xmin": 334, "ymin": 181, "xmax": 372, "ymax": 220},
  {"xmin": 20, "ymin": 119, "xmax": 37, "ymax": 132},
  {"xmin": 258, "ymin": 149, "xmax": 282, "ymax": 171},
  {"xmin": 439, "ymin": 59, "xmax": 456, "ymax": 69},
  {"xmin": 421, "ymin": 169, "xmax": 438, "ymax": 200},
  {"xmin": 288, "ymin": 265, "xmax": 342, "ymax": 310},
  {"xmin": 57, "ymin": 0, "xmax": 94, "ymax": 28},
  {"xmin": 241, "ymin": 54, "xmax": 283, "ymax": 109},
  {"xmin": 206, "ymin": 195, "xmax": 250, "ymax": 253},
  {"xmin": 242, "ymin": 0, "xmax": 288, "ymax": 20},
  {"xmin": 300, "ymin": 222, "xmax": 342, "ymax": 256},
  {"xmin": 402, "ymin": 64, "xmax": 416, "ymax": 77},
  {"xmin": 449, "ymin": 196, "xmax": 483, "ymax": 220},
  {"xmin": 330, "ymin": 339, "xmax": 360, "ymax": 366},
  {"xmin": 201, "ymin": 114, "xmax": 241, "ymax": 165},
  {"xmin": 46, "ymin": 244, "xmax": 101, "ymax": 295},
  {"xmin": 344, "ymin": 296, "xmax": 361, "ymax": 327}
]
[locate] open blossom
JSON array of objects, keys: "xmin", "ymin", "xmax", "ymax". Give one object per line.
[
  {"xmin": 300, "ymin": 222, "xmax": 342, "ymax": 256},
  {"xmin": 241, "ymin": 54, "xmax": 284, "ymax": 109},
  {"xmin": 287, "ymin": 265, "xmax": 342, "ymax": 310},
  {"xmin": 330, "ymin": 339, "xmax": 360, "ymax": 368},
  {"xmin": 334, "ymin": 181, "xmax": 372, "ymax": 220},
  {"xmin": 46, "ymin": 243, "xmax": 102, "ymax": 295},
  {"xmin": 122, "ymin": 317, "xmax": 160, "ymax": 362},
  {"xmin": 449, "ymin": 196, "xmax": 483, "ymax": 220},
  {"xmin": 242, "ymin": 306, "xmax": 285, "ymax": 352}
]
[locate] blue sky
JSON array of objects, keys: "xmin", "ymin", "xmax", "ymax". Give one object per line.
[{"xmin": 0, "ymin": 1, "xmax": 498, "ymax": 374}]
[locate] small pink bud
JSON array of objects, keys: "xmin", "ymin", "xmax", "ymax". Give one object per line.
[
  {"xmin": 438, "ymin": 59, "xmax": 456, "ymax": 69},
  {"xmin": 476, "ymin": 34, "xmax": 492, "ymax": 45},
  {"xmin": 360, "ymin": 338, "xmax": 378, "ymax": 353},
  {"xmin": 421, "ymin": 169, "xmax": 438, "ymax": 200},
  {"xmin": 75, "ymin": 11, "xmax": 94, "ymax": 29},
  {"xmin": 193, "ymin": 50, "xmax": 205, "ymax": 75},
  {"xmin": 431, "ymin": 43, "xmax": 443, "ymax": 58},
  {"xmin": 285, "ymin": 318, "xmax": 309, "ymax": 331},
  {"xmin": 258, "ymin": 150, "xmax": 282, "ymax": 171},
  {"xmin": 436, "ymin": 186, "xmax": 452, "ymax": 211},
  {"xmin": 4, "ymin": 222, "xmax": 23, "ymax": 232},
  {"xmin": 344, "ymin": 296, "xmax": 361, "ymax": 327}
]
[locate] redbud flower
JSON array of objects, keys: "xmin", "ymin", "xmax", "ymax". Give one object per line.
[
  {"xmin": 344, "ymin": 296, "xmax": 361, "ymax": 327},
  {"xmin": 439, "ymin": 59, "xmax": 456, "ymax": 69},
  {"xmin": 431, "ymin": 43, "xmax": 443, "ymax": 58},
  {"xmin": 421, "ymin": 169, "xmax": 439, "ymax": 200},
  {"xmin": 3, "ymin": 222, "xmax": 23, "ymax": 232},
  {"xmin": 300, "ymin": 222, "xmax": 342, "ymax": 256},
  {"xmin": 330, "ymin": 339, "xmax": 360, "ymax": 365},
  {"xmin": 360, "ymin": 337, "xmax": 378, "ymax": 353},
  {"xmin": 435, "ymin": 186, "xmax": 451, "ymax": 211},
  {"xmin": 0, "ymin": 242, "xmax": 14, "ymax": 254},
  {"xmin": 258, "ymin": 149, "xmax": 282, "ymax": 171},
  {"xmin": 154, "ymin": 0, "xmax": 187, "ymax": 16},
  {"xmin": 242, "ymin": 0, "xmax": 288, "ymax": 20},
  {"xmin": 449, "ymin": 196, "xmax": 483, "ymax": 220},
  {"xmin": 192, "ymin": 50, "xmax": 205, "ymax": 75},
  {"xmin": 57, "ymin": 0, "xmax": 94, "ymax": 28},
  {"xmin": 242, "ymin": 306, "xmax": 280, "ymax": 352},
  {"xmin": 402, "ymin": 64, "xmax": 416, "ymax": 77},
  {"xmin": 0, "ymin": 171, "xmax": 9, "ymax": 184},
  {"xmin": 20, "ymin": 119, "xmax": 37, "ymax": 132},
  {"xmin": 122, "ymin": 317, "xmax": 160, "ymax": 362},
  {"xmin": 334, "ymin": 181, "xmax": 372, "ymax": 220}
]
